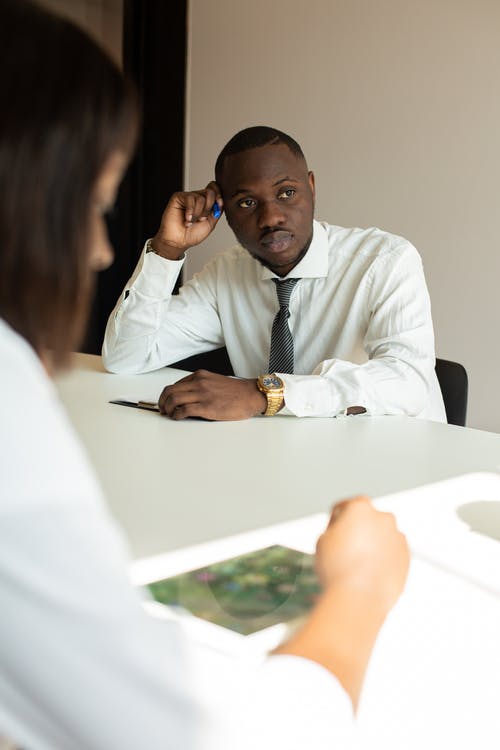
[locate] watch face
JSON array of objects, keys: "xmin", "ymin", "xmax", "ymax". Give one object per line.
[{"xmin": 262, "ymin": 376, "xmax": 282, "ymax": 389}]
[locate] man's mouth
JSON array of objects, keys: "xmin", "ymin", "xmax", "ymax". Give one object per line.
[{"xmin": 260, "ymin": 230, "xmax": 294, "ymax": 253}]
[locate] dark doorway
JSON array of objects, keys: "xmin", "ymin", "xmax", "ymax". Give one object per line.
[{"xmin": 83, "ymin": 0, "xmax": 187, "ymax": 354}]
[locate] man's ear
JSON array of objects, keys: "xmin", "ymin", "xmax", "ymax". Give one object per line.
[{"xmin": 308, "ymin": 171, "xmax": 316, "ymax": 201}]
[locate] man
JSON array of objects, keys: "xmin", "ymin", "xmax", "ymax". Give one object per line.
[{"xmin": 103, "ymin": 126, "xmax": 446, "ymax": 422}]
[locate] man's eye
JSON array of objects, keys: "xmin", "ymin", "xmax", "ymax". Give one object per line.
[
  {"xmin": 237, "ymin": 198, "xmax": 256, "ymax": 209},
  {"xmin": 278, "ymin": 188, "xmax": 296, "ymax": 200}
]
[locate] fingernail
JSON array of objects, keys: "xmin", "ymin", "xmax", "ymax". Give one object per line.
[{"xmin": 212, "ymin": 202, "xmax": 221, "ymax": 219}]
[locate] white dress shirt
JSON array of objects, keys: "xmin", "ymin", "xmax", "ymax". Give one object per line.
[
  {"xmin": 0, "ymin": 317, "xmax": 353, "ymax": 750},
  {"xmin": 102, "ymin": 220, "xmax": 446, "ymax": 421}
]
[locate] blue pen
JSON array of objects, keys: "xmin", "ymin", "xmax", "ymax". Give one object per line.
[{"xmin": 212, "ymin": 201, "xmax": 222, "ymax": 219}]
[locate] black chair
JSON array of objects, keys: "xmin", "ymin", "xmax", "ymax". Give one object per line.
[
  {"xmin": 435, "ymin": 358, "xmax": 468, "ymax": 427},
  {"xmin": 170, "ymin": 347, "xmax": 235, "ymax": 376}
]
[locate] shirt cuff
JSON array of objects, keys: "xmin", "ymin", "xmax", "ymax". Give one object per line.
[
  {"xmin": 132, "ymin": 242, "xmax": 185, "ymax": 299},
  {"xmin": 280, "ymin": 374, "xmax": 336, "ymax": 417}
]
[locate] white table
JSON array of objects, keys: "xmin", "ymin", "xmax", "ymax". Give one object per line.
[
  {"xmin": 57, "ymin": 354, "xmax": 500, "ymax": 559},
  {"xmin": 56, "ymin": 355, "xmax": 500, "ymax": 749}
]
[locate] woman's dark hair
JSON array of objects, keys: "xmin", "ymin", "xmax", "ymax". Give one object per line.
[
  {"xmin": 215, "ymin": 126, "xmax": 305, "ymax": 183},
  {"xmin": 0, "ymin": 0, "xmax": 138, "ymax": 367}
]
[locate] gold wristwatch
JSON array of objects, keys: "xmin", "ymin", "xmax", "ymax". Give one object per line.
[{"xmin": 256, "ymin": 374, "xmax": 285, "ymax": 416}]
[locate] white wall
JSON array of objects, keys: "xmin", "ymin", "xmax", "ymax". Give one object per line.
[{"xmin": 186, "ymin": 0, "xmax": 500, "ymax": 432}]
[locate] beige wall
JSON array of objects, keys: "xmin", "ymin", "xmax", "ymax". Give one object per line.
[
  {"xmin": 186, "ymin": 0, "xmax": 500, "ymax": 432},
  {"xmin": 40, "ymin": 0, "xmax": 122, "ymax": 63}
]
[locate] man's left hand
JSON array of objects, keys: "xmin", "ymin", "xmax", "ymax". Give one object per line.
[{"xmin": 158, "ymin": 370, "xmax": 267, "ymax": 421}]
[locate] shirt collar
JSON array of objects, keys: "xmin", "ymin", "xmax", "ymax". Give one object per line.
[{"xmin": 258, "ymin": 220, "xmax": 329, "ymax": 281}]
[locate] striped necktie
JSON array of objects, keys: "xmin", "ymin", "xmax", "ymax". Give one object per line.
[{"xmin": 268, "ymin": 278, "xmax": 300, "ymax": 374}]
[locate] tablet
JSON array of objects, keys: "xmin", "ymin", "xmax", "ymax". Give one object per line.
[{"xmin": 144, "ymin": 544, "xmax": 320, "ymax": 653}]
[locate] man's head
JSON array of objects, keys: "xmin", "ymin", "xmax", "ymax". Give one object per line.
[{"xmin": 215, "ymin": 127, "xmax": 315, "ymax": 277}]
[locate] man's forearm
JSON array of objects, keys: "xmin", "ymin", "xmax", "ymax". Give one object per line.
[{"xmin": 102, "ymin": 247, "xmax": 184, "ymax": 373}]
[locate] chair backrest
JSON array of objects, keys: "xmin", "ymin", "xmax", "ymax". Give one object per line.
[
  {"xmin": 170, "ymin": 347, "xmax": 235, "ymax": 376},
  {"xmin": 435, "ymin": 358, "xmax": 468, "ymax": 427}
]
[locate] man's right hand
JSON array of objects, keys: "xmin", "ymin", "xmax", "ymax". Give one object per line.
[{"xmin": 149, "ymin": 181, "xmax": 223, "ymax": 260}]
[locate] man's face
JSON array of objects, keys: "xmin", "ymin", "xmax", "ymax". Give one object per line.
[{"xmin": 219, "ymin": 143, "xmax": 315, "ymax": 277}]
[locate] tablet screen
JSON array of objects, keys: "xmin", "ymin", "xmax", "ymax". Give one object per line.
[{"xmin": 147, "ymin": 544, "xmax": 321, "ymax": 635}]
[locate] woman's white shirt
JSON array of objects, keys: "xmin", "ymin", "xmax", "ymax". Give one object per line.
[{"xmin": 0, "ymin": 319, "xmax": 353, "ymax": 750}]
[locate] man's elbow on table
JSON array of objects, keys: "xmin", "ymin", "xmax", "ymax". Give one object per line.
[
  {"xmin": 101, "ymin": 338, "xmax": 154, "ymax": 375},
  {"xmin": 386, "ymin": 374, "xmax": 442, "ymax": 420}
]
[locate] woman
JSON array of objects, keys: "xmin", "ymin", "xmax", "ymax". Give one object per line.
[{"xmin": 0, "ymin": 2, "xmax": 408, "ymax": 748}]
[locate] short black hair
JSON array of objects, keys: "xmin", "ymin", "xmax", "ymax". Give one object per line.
[{"xmin": 215, "ymin": 126, "xmax": 305, "ymax": 182}]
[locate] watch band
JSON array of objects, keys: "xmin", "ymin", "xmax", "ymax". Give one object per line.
[
  {"xmin": 257, "ymin": 374, "xmax": 285, "ymax": 416},
  {"xmin": 262, "ymin": 389, "xmax": 284, "ymax": 416}
]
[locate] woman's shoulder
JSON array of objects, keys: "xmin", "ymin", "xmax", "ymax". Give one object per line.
[{"xmin": 0, "ymin": 319, "xmax": 105, "ymax": 515}]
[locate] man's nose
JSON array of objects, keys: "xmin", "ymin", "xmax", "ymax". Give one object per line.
[{"xmin": 257, "ymin": 200, "xmax": 286, "ymax": 229}]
